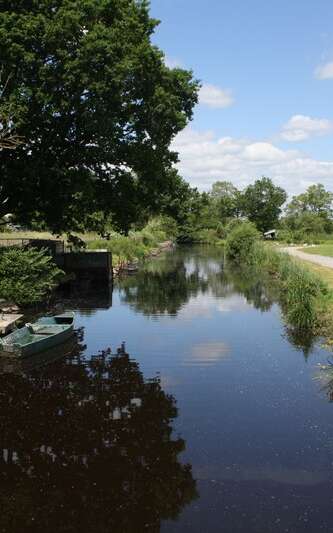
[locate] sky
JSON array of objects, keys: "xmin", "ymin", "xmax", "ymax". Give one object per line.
[{"xmin": 150, "ymin": 0, "xmax": 333, "ymax": 196}]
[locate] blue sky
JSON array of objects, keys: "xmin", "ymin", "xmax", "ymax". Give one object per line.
[{"xmin": 150, "ymin": 0, "xmax": 333, "ymax": 195}]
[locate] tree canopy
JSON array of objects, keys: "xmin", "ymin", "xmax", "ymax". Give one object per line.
[
  {"xmin": 283, "ymin": 184, "xmax": 333, "ymax": 235},
  {"xmin": 0, "ymin": 0, "xmax": 199, "ymax": 232},
  {"xmin": 241, "ymin": 177, "xmax": 287, "ymax": 233},
  {"xmin": 209, "ymin": 180, "xmax": 241, "ymax": 222},
  {"xmin": 286, "ymin": 184, "xmax": 333, "ymax": 218}
]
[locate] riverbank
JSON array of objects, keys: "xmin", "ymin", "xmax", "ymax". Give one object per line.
[
  {"xmin": 281, "ymin": 246, "xmax": 333, "ymax": 289},
  {"xmin": 262, "ymin": 246, "xmax": 333, "ymax": 344},
  {"xmin": 111, "ymin": 240, "xmax": 175, "ymax": 277},
  {"xmin": 225, "ymin": 223, "xmax": 333, "ymax": 344}
]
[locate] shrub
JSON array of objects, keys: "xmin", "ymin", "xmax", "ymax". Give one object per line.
[
  {"xmin": 225, "ymin": 218, "xmax": 243, "ymax": 235},
  {"xmin": 193, "ymin": 228, "xmax": 220, "ymax": 243},
  {"xmin": 0, "ymin": 247, "xmax": 63, "ymax": 306},
  {"xmin": 225, "ymin": 222, "xmax": 260, "ymax": 264}
]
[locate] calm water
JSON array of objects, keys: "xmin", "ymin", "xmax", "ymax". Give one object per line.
[{"xmin": 1, "ymin": 246, "xmax": 333, "ymax": 532}]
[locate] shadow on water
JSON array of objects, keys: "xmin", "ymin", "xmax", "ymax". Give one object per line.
[{"xmin": 0, "ymin": 330, "xmax": 197, "ymax": 533}]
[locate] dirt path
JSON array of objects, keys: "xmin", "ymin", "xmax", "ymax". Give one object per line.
[{"xmin": 282, "ymin": 247, "xmax": 333, "ymax": 269}]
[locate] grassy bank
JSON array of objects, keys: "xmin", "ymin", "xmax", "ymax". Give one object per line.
[
  {"xmin": 86, "ymin": 217, "xmax": 178, "ymax": 269},
  {"xmin": 253, "ymin": 244, "xmax": 333, "ymax": 333},
  {"xmin": 225, "ymin": 222, "xmax": 333, "ymax": 338},
  {"xmin": 0, "ymin": 231, "xmax": 103, "ymax": 243},
  {"xmin": 292, "ymin": 259, "xmax": 333, "ymax": 290},
  {"xmin": 299, "ymin": 244, "xmax": 333, "ymax": 258},
  {"xmin": 0, "ymin": 217, "xmax": 178, "ymax": 270}
]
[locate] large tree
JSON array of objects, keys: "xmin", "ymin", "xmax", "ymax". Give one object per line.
[
  {"xmin": 241, "ymin": 177, "xmax": 287, "ymax": 233},
  {"xmin": 0, "ymin": 0, "xmax": 199, "ymax": 232},
  {"xmin": 210, "ymin": 180, "xmax": 241, "ymax": 223},
  {"xmin": 284, "ymin": 184, "xmax": 333, "ymax": 234},
  {"xmin": 286, "ymin": 184, "xmax": 333, "ymax": 218}
]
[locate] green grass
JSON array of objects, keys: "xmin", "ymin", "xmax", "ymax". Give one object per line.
[
  {"xmin": 0, "ymin": 231, "xmax": 100, "ymax": 242},
  {"xmin": 286, "ymin": 255, "xmax": 333, "ymax": 343},
  {"xmin": 299, "ymin": 244, "xmax": 333, "ymax": 257},
  {"xmin": 293, "ymin": 259, "xmax": 333, "ymax": 290},
  {"xmin": 247, "ymin": 242, "xmax": 331, "ymax": 332}
]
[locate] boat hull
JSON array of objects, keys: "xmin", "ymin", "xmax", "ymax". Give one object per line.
[
  {"xmin": 0, "ymin": 312, "xmax": 75, "ymax": 358},
  {"xmin": 20, "ymin": 325, "xmax": 74, "ymax": 358}
]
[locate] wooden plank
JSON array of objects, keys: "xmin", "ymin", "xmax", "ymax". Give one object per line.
[{"xmin": 0, "ymin": 314, "xmax": 23, "ymax": 335}]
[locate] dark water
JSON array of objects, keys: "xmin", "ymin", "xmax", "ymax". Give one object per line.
[{"xmin": 1, "ymin": 246, "xmax": 333, "ymax": 532}]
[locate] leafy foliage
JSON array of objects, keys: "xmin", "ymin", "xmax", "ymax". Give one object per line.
[
  {"xmin": 0, "ymin": 247, "xmax": 63, "ymax": 305},
  {"xmin": 210, "ymin": 180, "xmax": 241, "ymax": 222},
  {"xmin": 88, "ymin": 216, "xmax": 176, "ymax": 265},
  {"xmin": 0, "ymin": 1, "xmax": 199, "ymax": 232},
  {"xmin": 225, "ymin": 221, "xmax": 260, "ymax": 264},
  {"xmin": 241, "ymin": 177, "xmax": 287, "ymax": 233},
  {"xmin": 282, "ymin": 184, "xmax": 333, "ymax": 239},
  {"xmin": 286, "ymin": 184, "xmax": 333, "ymax": 217}
]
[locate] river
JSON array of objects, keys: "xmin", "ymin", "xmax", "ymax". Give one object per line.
[{"xmin": 1, "ymin": 246, "xmax": 333, "ymax": 532}]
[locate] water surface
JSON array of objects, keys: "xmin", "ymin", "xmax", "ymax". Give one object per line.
[{"xmin": 1, "ymin": 246, "xmax": 333, "ymax": 532}]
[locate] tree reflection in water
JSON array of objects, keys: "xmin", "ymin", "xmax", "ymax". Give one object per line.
[
  {"xmin": 118, "ymin": 246, "xmax": 283, "ymax": 347},
  {"xmin": 118, "ymin": 246, "xmax": 276, "ymax": 317},
  {"xmin": 118, "ymin": 250, "xmax": 209, "ymax": 316},
  {"xmin": 118, "ymin": 246, "xmax": 318, "ymax": 359},
  {"xmin": 0, "ymin": 333, "xmax": 197, "ymax": 533}
]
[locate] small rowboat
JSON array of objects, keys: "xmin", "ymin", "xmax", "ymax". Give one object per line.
[{"xmin": 0, "ymin": 312, "xmax": 75, "ymax": 358}]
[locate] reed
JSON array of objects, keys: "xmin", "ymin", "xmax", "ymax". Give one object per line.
[
  {"xmin": 226, "ymin": 222, "xmax": 330, "ymax": 332},
  {"xmin": 252, "ymin": 242, "xmax": 328, "ymax": 331}
]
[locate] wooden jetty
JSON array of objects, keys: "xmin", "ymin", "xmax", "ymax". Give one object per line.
[{"xmin": 0, "ymin": 314, "xmax": 23, "ymax": 335}]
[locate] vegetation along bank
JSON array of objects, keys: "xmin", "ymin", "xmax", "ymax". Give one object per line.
[{"xmin": 225, "ymin": 221, "xmax": 333, "ymax": 346}]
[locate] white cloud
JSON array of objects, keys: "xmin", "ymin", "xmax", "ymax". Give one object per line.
[
  {"xmin": 171, "ymin": 126, "xmax": 333, "ymax": 196},
  {"xmin": 315, "ymin": 61, "xmax": 333, "ymax": 80},
  {"xmin": 244, "ymin": 142, "xmax": 287, "ymax": 162},
  {"xmin": 164, "ymin": 55, "xmax": 182, "ymax": 69},
  {"xmin": 281, "ymin": 114, "xmax": 333, "ymax": 142},
  {"xmin": 199, "ymin": 83, "xmax": 234, "ymax": 108},
  {"xmin": 190, "ymin": 342, "xmax": 230, "ymax": 364}
]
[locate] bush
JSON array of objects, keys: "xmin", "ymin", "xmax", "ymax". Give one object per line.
[
  {"xmin": 192, "ymin": 228, "xmax": 220, "ymax": 243},
  {"xmin": 224, "ymin": 218, "xmax": 243, "ymax": 234},
  {"xmin": 225, "ymin": 222, "xmax": 260, "ymax": 264},
  {"xmin": 0, "ymin": 247, "xmax": 63, "ymax": 306}
]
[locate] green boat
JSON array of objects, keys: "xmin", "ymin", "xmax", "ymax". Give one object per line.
[{"xmin": 0, "ymin": 312, "xmax": 75, "ymax": 358}]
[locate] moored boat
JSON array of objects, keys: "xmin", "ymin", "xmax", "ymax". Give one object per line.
[{"xmin": 0, "ymin": 312, "xmax": 75, "ymax": 358}]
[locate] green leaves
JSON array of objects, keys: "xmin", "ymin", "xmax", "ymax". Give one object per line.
[
  {"xmin": 0, "ymin": 247, "xmax": 63, "ymax": 305},
  {"xmin": 0, "ymin": 0, "xmax": 199, "ymax": 232},
  {"xmin": 241, "ymin": 177, "xmax": 287, "ymax": 233},
  {"xmin": 225, "ymin": 221, "xmax": 260, "ymax": 264}
]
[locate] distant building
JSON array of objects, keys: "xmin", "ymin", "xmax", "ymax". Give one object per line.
[{"xmin": 263, "ymin": 229, "xmax": 277, "ymax": 240}]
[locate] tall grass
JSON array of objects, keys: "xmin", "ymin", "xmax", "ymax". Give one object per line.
[
  {"xmin": 252, "ymin": 243, "xmax": 328, "ymax": 331},
  {"xmin": 226, "ymin": 222, "xmax": 329, "ymax": 332}
]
